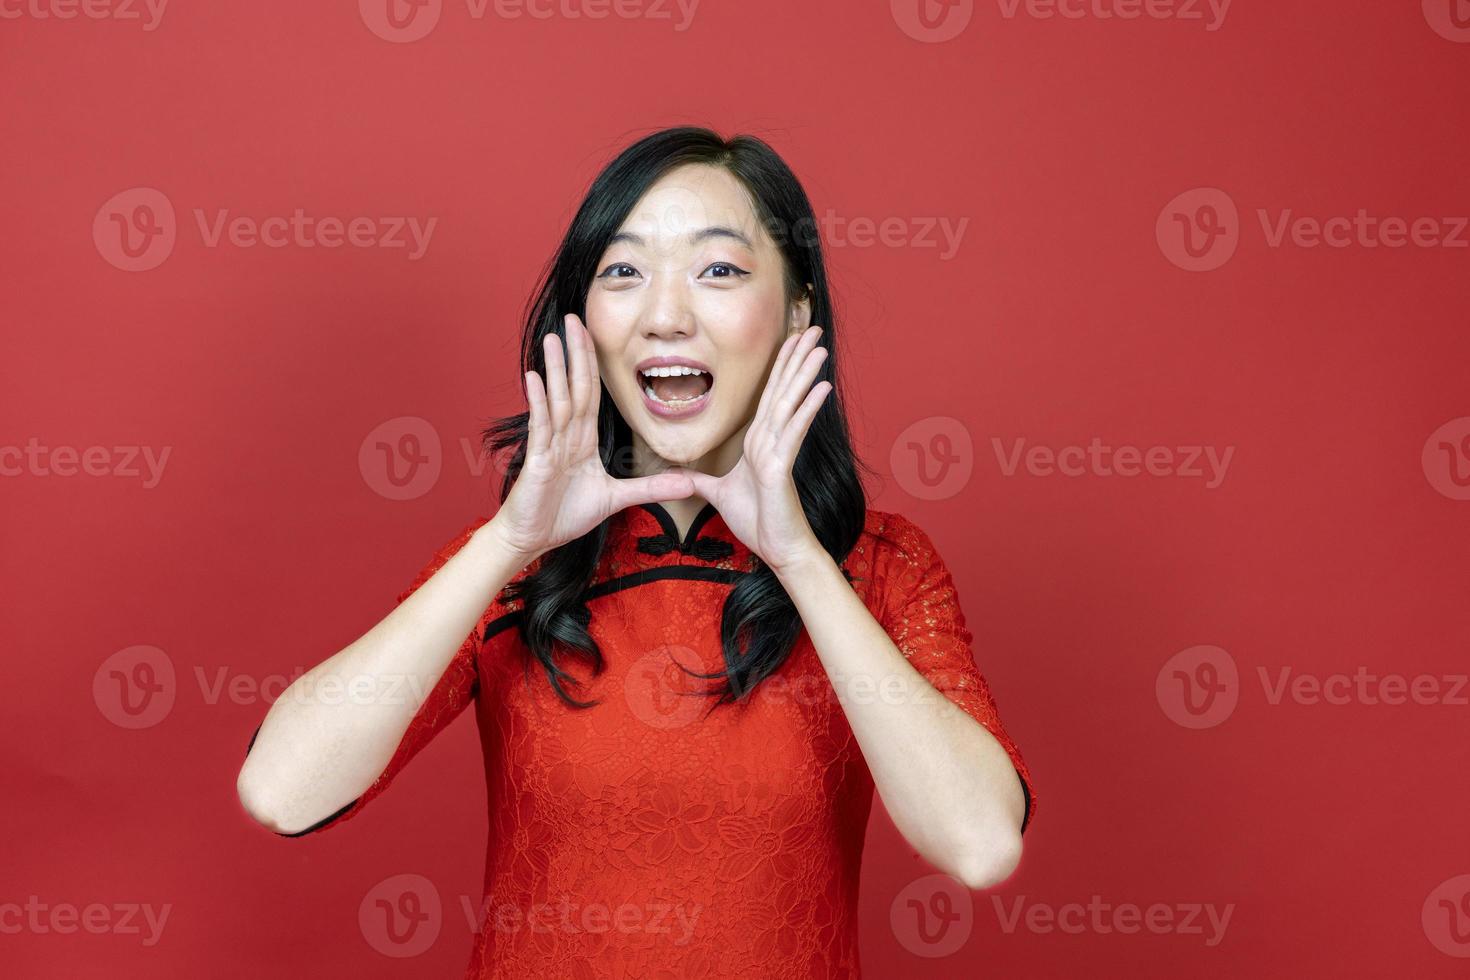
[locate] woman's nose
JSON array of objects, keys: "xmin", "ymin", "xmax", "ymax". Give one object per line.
[{"xmin": 641, "ymin": 277, "xmax": 694, "ymax": 337}]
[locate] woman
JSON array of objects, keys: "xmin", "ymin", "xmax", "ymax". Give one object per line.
[{"xmin": 237, "ymin": 126, "xmax": 1036, "ymax": 978}]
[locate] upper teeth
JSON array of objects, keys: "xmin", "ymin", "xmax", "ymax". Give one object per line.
[{"xmin": 641, "ymin": 366, "xmax": 708, "ymax": 378}]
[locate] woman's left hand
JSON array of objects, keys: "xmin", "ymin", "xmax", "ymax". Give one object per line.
[{"xmin": 675, "ymin": 324, "xmax": 832, "ymax": 574}]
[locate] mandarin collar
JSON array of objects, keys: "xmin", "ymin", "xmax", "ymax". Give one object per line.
[{"xmin": 621, "ymin": 501, "xmax": 738, "ymax": 564}]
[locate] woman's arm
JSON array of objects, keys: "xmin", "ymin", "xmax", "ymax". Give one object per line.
[
  {"xmin": 235, "ymin": 517, "xmax": 533, "ymax": 835},
  {"xmin": 771, "ymin": 547, "xmax": 1027, "ymax": 891},
  {"xmin": 238, "ymin": 315, "xmax": 695, "ymax": 835}
]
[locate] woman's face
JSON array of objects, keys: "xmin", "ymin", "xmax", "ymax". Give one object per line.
[{"xmin": 584, "ymin": 163, "xmax": 811, "ymax": 477}]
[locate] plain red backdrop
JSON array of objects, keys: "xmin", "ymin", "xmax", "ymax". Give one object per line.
[{"xmin": 4, "ymin": 1, "xmax": 1469, "ymax": 976}]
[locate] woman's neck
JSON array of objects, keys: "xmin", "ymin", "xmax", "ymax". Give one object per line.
[{"xmin": 627, "ymin": 428, "xmax": 743, "ymax": 537}]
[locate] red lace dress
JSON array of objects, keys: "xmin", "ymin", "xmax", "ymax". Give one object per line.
[{"xmin": 251, "ymin": 503, "xmax": 1035, "ymax": 978}]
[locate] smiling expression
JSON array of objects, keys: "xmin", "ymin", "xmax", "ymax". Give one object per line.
[{"xmin": 583, "ymin": 163, "xmax": 812, "ymax": 477}]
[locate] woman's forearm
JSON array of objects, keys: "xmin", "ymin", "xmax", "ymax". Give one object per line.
[
  {"xmin": 772, "ymin": 548, "xmax": 1026, "ymax": 890},
  {"xmin": 236, "ymin": 518, "xmax": 530, "ymax": 834}
]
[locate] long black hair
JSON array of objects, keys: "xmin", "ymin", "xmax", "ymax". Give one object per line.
[{"xmin": 481, "ymin": 126, "xmax": 875, "ymax": 714}]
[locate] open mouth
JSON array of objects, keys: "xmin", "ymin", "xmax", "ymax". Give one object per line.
[{"xmin": 638, "ymin": 365, "xmax": 713, "ymax": 410}]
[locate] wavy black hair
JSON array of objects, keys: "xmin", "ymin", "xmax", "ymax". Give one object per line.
[{"xmin": 481, "ymin": 126, "xmax": 874, "ymax": 714}]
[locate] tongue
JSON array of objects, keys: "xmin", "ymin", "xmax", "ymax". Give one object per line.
[{"xmin": 650, "ymin": 374, "xmax": 710, "ymax": 402}]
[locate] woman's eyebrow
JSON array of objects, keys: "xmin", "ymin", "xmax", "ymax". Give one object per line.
[{"xmin": 608, "ymin": 226, "xmax": 755, "ymax": 249}]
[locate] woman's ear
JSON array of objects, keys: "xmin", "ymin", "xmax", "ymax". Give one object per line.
[{"xmin": 787, "ymin": 282, "xmax": 815, "ymax": 337}]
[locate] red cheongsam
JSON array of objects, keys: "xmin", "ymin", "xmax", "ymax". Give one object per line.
[{"xmin": 247, "ymin": 502, "xmax": 1036, "ymax": 978}]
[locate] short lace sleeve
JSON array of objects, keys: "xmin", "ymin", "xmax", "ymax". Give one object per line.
[
  {"xmin": 245, "ymin": 519, "xmax": 488, "ymax": 836},
  {"xmin": 876, "ymin": 512, "xmax": 1037, "ymax": 833}
]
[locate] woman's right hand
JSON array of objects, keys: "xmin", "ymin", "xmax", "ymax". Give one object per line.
[{"xmin": 487, "ymin": 312, "xmax": 694, "ymax": 565}]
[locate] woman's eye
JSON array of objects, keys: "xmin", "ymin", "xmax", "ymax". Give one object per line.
[{"xmin": 597, "ymin": 261, "xmax": 747, "ymax": 281}]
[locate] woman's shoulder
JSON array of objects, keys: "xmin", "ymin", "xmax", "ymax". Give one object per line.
[
  {"xmin": 843, "ymin": 508, "xmax": 948, "ymax": 603},
  {"xmin": 854, "ymin": 507, "xmax": 941, "ymax": 562}
]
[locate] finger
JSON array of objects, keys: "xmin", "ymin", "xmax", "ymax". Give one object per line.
[
  {"xmin": 564, "ymin": 314, "xmax": 588, "ymax": 425},
  {"xmin": 544, "ymin": 331, "xmax": 571, "ymax": 434},
  {"xmin": 677, "ymin": 467, "xmax": 720, "ymax": 504},
  {"xmin": 524, "ymin": 370, "xmax": 549, "ymax": 457},
  {"xmin": 776, "ymin": 325, "xmax": 823, "ymax": 396},
  {"xmin": 568, "ymin": 316, "xmax": 597, "ymax": 453},
  {"xmin": 574, "ymin": 314, "xmax": 598, "ymax": 431},
  {"xmin": 563, "ymin": 313, "xmax": 604, "ymax": 440},
  {"xmin": 752, "ymin": 332, "xmax": 800, "ymax": 427},
  {"xmin": 609, "ymin": 471, "xmax": 695, "ymax": 512},
  {"xmin": 583, "ymin": 315, "xmax": 604, "ymax": 422},
  {"xmin": 777, "ymin": 380, "xmax": 831, "ymax": 460},
  {"xmin": 768, "ymin": 345, "xmax": 828, "ymax": 436},
  {"xmin": 757, "ymin": 326, "xmax": 821, "ymax": 440}
]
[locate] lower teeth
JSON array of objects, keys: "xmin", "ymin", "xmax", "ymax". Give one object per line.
[{"xmin": 644, "ymin": 384, "xmax": 706, "ymax": 407}]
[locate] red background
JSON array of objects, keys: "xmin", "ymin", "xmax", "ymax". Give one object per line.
[{"xmin": 4, "ymin": 1, "xmax": 1469, "ymax": 976}]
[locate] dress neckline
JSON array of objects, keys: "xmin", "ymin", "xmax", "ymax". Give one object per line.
[
  {"xmin": 622, "ymin": 500, "xmax": 738, "ymax": 565},
  {"xmin": 637, "ymin": 500, "xmax": 723, "ymax": 549}
]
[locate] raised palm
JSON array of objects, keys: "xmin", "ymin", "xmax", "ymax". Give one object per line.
[
  {"xmin": 680, "ymin": 325, "xmax": 833, "ymax": 572},
  {"xmin": 492, "ymin": 313, "xmax": 694, "ymax": 562}
]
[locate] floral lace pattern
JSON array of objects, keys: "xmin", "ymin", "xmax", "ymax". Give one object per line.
[{"xmin": 275, "ymin": 504, "xmax": 1035, "ymax": 978}]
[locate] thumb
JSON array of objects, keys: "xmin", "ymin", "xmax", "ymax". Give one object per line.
[
  {"xmin": 608, "ymin": 470, "xmax": 696, "ymax": 511},
  {"xmin": 675, "ymin": 467, "xmax": 721, "ymax": 503}
]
